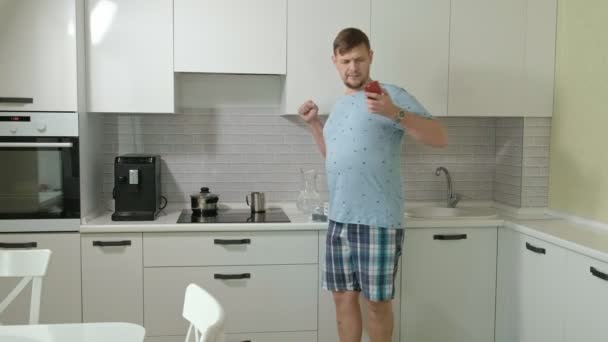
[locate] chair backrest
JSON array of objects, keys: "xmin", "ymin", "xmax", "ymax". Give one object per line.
[
  {"xmin": 0, "ymin": 249, "xmax": 52, "ymax": 324},
  {"xmin": 182, "ymin": 283, "xmax": 225, "ymax": 342}
]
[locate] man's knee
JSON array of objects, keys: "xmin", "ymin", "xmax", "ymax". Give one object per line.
[
  {"xmin": 332, "ymin": 291, "xmax": 360, "ymax": 308},
  {"xmin": 365, "ymin": 298, "xmax": 392, "ymax": 317}
]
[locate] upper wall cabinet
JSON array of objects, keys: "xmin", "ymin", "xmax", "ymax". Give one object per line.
[
  {"xmin": 282, "ymin": 0, "xmax": 371, "ymax": 114},
  {"xmin": 174, "ymin": 0, "xmax": 287, "ymax": 75},
  {"xmin": 371, "ymin": 0, "xmax": 450, "ymax": 117},
  {"xmin": 0, "ymin": 0, "xmax": 77, "ymax": 112},
  {"xmin": 448, "ymin": 0, "xmax": 557, "ymax": 117},
  {"xmin": 86, "ymin": 0, "xmax": 174, "ymax": 113}
]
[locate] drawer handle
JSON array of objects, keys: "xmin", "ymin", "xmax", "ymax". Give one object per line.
[
  {"xmin": 214, "ymin": 273, "xmax": 251, "ymax": 280},
  {"xmin": 214, "ymin": 239, "xmax": 251, "ymax": 245},
  {"xmin": 525, "ymin": 242, "xmax": 546, "ymax": 255},
  {"xmin": 92, "ymin": 240, "xmax": 132, "ymax": 247},
  {"xmin": 433, "ymin": 234, "xmax": 467, "ymax": 241},
  {"xmin": 0, "ymin": 242, "xmax": 37, "ymax": 249},
  {"xmin": 590, "ymin": 267, "xmax": 608, "ymax": 282},
  {"xmin": 0, "ymin": 97, "xmax": 33, "ymax": 104}
]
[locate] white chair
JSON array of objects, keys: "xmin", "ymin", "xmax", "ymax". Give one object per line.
[
  {"xmin": 0, "ymin": 249, "xmax": 52, "ymax": 325},
  {"xmin": 182, "ymin": 283, "xmax": 225, "ymax": 342}
]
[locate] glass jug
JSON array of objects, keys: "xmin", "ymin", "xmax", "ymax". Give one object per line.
[{"xmin": 296, "ymin": 168, "xmax": 322, "ymax": 215}]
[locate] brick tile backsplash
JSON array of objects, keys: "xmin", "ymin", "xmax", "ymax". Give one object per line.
[{"xmin": 100, "ymin": 112, "xmax": 550, "ymax": 208}]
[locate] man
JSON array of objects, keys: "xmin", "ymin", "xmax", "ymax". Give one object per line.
[{"xmin": 298, "ymin": 28, "xmax": 448, "ymax": 342}]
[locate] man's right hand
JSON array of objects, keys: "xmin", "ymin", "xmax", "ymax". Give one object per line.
[{"xmin": 298, "ymin": 100, "xmax": 320, "ymax": 124}]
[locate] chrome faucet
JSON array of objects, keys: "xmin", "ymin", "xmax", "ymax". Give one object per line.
[{"xmin": 435, "ymin": 166, "xmax": 462, "ymax": 208}]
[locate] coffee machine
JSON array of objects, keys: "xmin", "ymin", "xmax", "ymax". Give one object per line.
[{"xmin": 112, "ymin": 154, "xmax": 163, "ymax": 221}]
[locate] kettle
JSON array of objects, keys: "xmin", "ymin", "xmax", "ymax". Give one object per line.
[{"xmin": 190, "ymin": 187, "xmax": 219, "ymax": 216}]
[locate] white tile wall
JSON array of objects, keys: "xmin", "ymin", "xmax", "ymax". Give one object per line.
[
  {"xmin": 100, "ymin": 112, "xmax": 498, "ymax": 205},
  {"xmin": 494, "ymin": 118, "xmax": 524, "ymax": 207},
  {"xmin": 521, "ymin": 117, "xmax": 551, "ymax": 207}
]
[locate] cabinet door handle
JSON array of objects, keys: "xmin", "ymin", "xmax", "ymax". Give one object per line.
[
  {"xmin": 525, "ymin": 242, "xmax": 546, "ymax": 254},
  {"xmin": 92, "ymin": 240, "xmax": 132, "ymax": 247},
  {"xmin": 0, "ymin": 97, "xmax": 33, "ymax": 104},
  {"xmin": 590, "ymin": 267, "xmax": 608, "ymax": 281},
  {"xmin": 433, "ymin": 234, "xmax": 467, "ymax": 241},
  {"xmin": 0, "ymin": 242, "xmax": 38, "ymax": 249},
  {"xmin": 214, "ymin": 239, "xmax": 251, "ymax": 245},
  {"xmin": 214, "ymin": 273, "xmax": 251, "ymax": 280}
]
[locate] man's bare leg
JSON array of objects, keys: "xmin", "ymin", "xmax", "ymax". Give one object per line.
[
  {"xmin": 333, "ymin": 291, "xmax": 362, "ymax": 342},
  {"xmin": 365, "ymin": 298, "xmax": 393, "ymax": 342}
]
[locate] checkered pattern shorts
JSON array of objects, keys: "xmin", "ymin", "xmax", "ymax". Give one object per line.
[{"xmin": 322, "ymin": 220, "xmax": 404, "ymax": 302}]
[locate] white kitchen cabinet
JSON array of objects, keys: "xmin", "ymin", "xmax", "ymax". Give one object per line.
[
  {"xmin": 0, "ymin": 233, "xmax": 81, "ymax": 324},
  {"xmin": 81, "ymin": 233, "xmax": 143, "ymax": 325},
  {"xmin": 143, "ymin": 231, "xmax": 317, "ymax": 267},
  {"xmin": 174, "ymin": 0, "xmax": 287, "ymax": 75},
  {"xmin": 495, "ymin": 228, "xmax": 567, "ymax": 342},
  {"xmin": 282, "ymin": 0, "xmax": 371, "ymax": 114},
  {"xmin": 85, "ymin": 0, "xmax": 174, "ymax": 113},
  {"xmin": 145, "ymin": 332, "xmax": 317, "ymax": 342},
  {"xmin": 144, "ymin": 265, "xmax": 317, "ymax": 336},
  {"xmin": 0, "ymin": 0, "xmax": 77, "ymax": 112},
  {"xmin": 564, "ymin": 252, "xmax": 608, "ymax": 342},
  {"xmin": 371, "ymin": 0, "xmax": 450, "ymax": 117},
  {"xmin": 401, "ymin": 227, "xmax": 497, "ymax": 342},
  {"xmin": 317, "ymin": 231, "xmax": 401, "ymax": 342},
  {"xmin": 448, "ymin": 0, "xmax": 556, "ymax": 117}
]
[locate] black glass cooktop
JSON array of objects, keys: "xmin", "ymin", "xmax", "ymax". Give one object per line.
[{"xmin": 176, "ymin": 208, "xmax": 291, "ymax": 224}]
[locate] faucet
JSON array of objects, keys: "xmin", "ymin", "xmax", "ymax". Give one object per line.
[{"xmin": 435, "ymin": 166, "xmax": 462, "ymax": 208}]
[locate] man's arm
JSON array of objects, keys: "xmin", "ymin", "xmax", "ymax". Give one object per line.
[
  {"xmin": 400, "ymin": 112, "xmax": 447, "ymax": 147},
  {"xmin": 298, "ymin": 100, "xmax": 327, "ymax": 158},
  {"xmin": 308, "ymin": 119, "xmax": 327, "ymax": 158},
  {"xmin": 366, "ymin": 90, "xmax": 448, "ymax": 147}
]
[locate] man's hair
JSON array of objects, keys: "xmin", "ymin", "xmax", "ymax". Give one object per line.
[{"xmin": 333, "ymin": 28, "xmax": 371, "ymax": 55}]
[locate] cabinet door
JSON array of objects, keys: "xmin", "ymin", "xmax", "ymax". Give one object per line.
[
  {"xmin": 144, "ymin": 265, "xmax": 317, "ymax": 335},
  {"xmin": 283, "ymin": 0, "xmax": 371, "ymax": 114},
  {"xmin": 523, "ymin": 0, "xmax": 557, "ymax": 117},
  {"xmin": 174, "ymin": 0, "xmax": 286, "ymax": 75},
  {"xmin": 564, "ymin": 252, "xmax": 608, "ymax": 342},
  {"xmin": 448, "ymin": 0, "xmax": 527, "ymax": 116},
  {"xmin": 401, "ymin": 228, "xmax": 497, "ymax": 342},
  {"xmin": 0, "ymin": 233, "xmax": 81, "ymax": 324},
  {"xmin": 495, "ymin": 228, "xmax": 567, "ymax": 342},
  {"xmin": 371, "ymin": 0, "xmax": 450, "ymax": 116},
  {"xmin": 0, "ymin": 0, "xmax": 77, "ymax": 111},
  {"xmin": 145, "ymin": 332, "xmax": 317, "ymax": 342},
  {"xmin": 317, "ymin": 231, "xmax": 401, "ymax": 342},
  {"xmin": 86, "ymin": 0, "xmax": 174, "ymax": 113},
  {"xmin": 81, "ymin": 234, "xmax": 143, "ymax": 325}
]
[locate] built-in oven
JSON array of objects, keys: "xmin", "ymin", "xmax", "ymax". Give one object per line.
[{"xmin": 0, "ymin": 112, "xmax": 80, "ymax": 232}]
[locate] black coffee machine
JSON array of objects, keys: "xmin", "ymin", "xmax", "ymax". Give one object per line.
[{"xmin": 112, "ymin": 154, "xmax": 163, "ymax": 221}]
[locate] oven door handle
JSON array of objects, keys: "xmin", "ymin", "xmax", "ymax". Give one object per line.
[{"xmin": 0, "ymin": 142, "xmax": 73, "ymax": 148}]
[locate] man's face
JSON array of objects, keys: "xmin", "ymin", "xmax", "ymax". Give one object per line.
[{"xmin": 332, "ymin": 44, "xmax": 373, "ymax": 90}]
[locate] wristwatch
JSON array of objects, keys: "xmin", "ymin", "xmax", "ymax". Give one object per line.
[{"xmin": 394, "ymin": 108, "xmax": 407, "ymax": 123}]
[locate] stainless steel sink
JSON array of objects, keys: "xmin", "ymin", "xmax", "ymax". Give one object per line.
[{"xmin": 405, "ymin": 206, "xmax": 498, "ymax": 219}]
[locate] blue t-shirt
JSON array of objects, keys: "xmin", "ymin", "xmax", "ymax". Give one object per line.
[{"xmin": 323, "ymin": 83, "xmax": 432, "ymax": 228}]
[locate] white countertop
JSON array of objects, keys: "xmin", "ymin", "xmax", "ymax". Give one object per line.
[
  {"xmin": 506, "ymin": 218, "xmax": 608, "ymax": 263},
  {"xmin": 81, "ymin": 202, "xmax": 608, "ymax": 263},
  {"xmin": 81, "ymin": 202, "xmax": 504, "ymax": 233}
]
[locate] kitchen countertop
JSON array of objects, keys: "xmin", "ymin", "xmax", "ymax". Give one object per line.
[
  {"xmin": 81, "ymin": 202, "xmax": 608, "ymax": 263},
  {"xmin": 506, "ymin": 218, "xmax": 608, "ymax": 263},
  {"xmin": 81, "ymin": 202, "xmax": 505, "ymax": 233}
]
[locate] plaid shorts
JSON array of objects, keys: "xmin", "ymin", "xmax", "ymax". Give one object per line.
[{"xmin": 322, "ymin": 220, "xmax": 404, "ymax": 302}]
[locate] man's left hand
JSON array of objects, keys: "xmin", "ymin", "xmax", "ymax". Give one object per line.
[{"xmin": 365, "ymin": 89, "xmax": 399, "ymax": 119}]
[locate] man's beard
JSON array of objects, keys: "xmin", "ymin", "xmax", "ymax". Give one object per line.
[
  {"xmin": 343, "ymin": 76, "xmax": 369, "ymax": 90},
  {"xmin": 344, "ymin": 79, "xmax": 365, "ymax": 90}
]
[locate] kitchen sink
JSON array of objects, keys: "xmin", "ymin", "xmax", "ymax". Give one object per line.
[{"xmin": 405, "ymin": 206, "xmax": 498, "ymax": 219}]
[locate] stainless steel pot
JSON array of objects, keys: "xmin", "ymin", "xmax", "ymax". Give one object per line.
[{"xmin": 190, "ymin": 187, "xmax": 219, "ymax": 216}]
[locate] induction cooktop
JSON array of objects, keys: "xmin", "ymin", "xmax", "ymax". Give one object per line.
[{"xmin": 176, "ymin": 208, "xmax": 291, "ymax": 224}]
